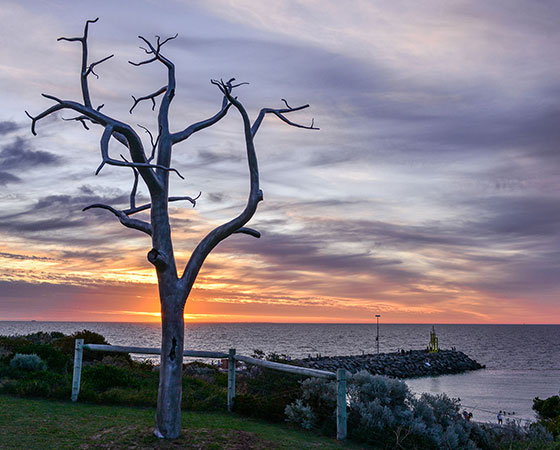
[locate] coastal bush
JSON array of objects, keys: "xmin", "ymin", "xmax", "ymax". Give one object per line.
[
  {"xmin": 534, "ymin": 395, "xmax": 560, "ymax": 420},
  {"xmin": 10, "ymin": 353, "xmax": 46, "ymax": 371},
  {"xmin": 183, "ymin": 361, "xmax": 228, "ymax": 387},
  {"xmin": 0, "ymin": 331, "xmax": 231, "ymax": 413},
  {"xmin": 82, "ymin": 363, "xmax": 140, "ymax": 391},
  {"xmin": 2, "ymin": 371, "xmax": 69, "ymax": 399},
  {"xmin": 251, "ymin": 348, "xmax": 292, "ymax": 363},
  {"xmin": 182, "ymin": 376, "xmax": 226, "ymax": 411},
  {"xmin": 52, "ymin": 330, "xmax": 131, "ymax": 364},
  {"xmin": 483, "ymin": 420, "xmax": 553, "ymax": 449},
  {"xmin": 234, "ymin": 367, "xmax": 304, "ymax": 422},
  {"xmin": 285, "ymin": 372, "xmax": 491, "ymax": 449},
  {"xmin": 533, "ymin": 395, "xmax": 560, "ymax": 438},
  {"xmin": 285, "ymin": 399, "xmax": 316, "ymax": 430},
  {"xmin": 0, "ymin": 337, "xmax": 70, "ymax": 373}
]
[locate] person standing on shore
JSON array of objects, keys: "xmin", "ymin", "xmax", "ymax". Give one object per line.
[{"xmin": 497, "ymin": 411, "xmax": 503, "ymax": 424}]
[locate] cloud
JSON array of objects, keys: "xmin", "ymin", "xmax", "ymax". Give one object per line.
[
  {"xmin": 1, "ymin": 0, "xmax": 559, "ymax": 323},
  {"xmin": 0, "ymin": 184, "xmax": 134, "ymax": 243},
  {"xmin": 0, "ymin": 252, "xmax": 53, "ymax": 261},
  {"xmin": 0, "ymin": 121, "xmax": 18, "ymax": 135},
  {"xmin": 0, "ymin": 137, "xmax": 60, "ymax": 170},
  {"xmin": 0, "ymin": 171, "xmax": 21, "ymax": 186}
]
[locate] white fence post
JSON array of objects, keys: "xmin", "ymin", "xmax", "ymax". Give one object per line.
[
  {"xmin": 227, "ymin": 348, "xmax": 236, "ymax": 412},
  {"xmin": 71, "ymin": 338, "xmax": 84, "ymax": 402},
  {"xmin": 336, "ymin": 368, "xmax": 347, "ymax": 440}
]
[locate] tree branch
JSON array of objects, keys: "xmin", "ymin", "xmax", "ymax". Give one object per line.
[
  {"xmin": 128, "ymin": 35, "xmax": 177, "ymax": 73},
  {"xmin": 57, "ymin": 17, "xmax": 104, "ymax": 108},
  {"xmin": 27, "ymin": 19, "xmax": 164, "ymax": 197},
  {"xmin": 251, "ymin": 101, "xmax": 319, "ymax": 137},
  {"xmin": 171, "ymin": 79, "xmax": 238, "ymax": 144},
  {"xmin": 82, "ymin": 203, "xmax": 152, "ymax": 235},
  {"xmin": 179, "ymin": 79, "xmax": 264, "ymax": 294},
  {"xmin": 86, "ymin": 54, "xmax": 114, "ymax": 78},
  {"xmin": 234, "ymin": 227, "xmax": 261, "ymax": 238},
  {"xmin": 178, "ymin": 80, "xmax": 317, "ymax": 298},
  {"xmin": 130, "ymin": 86, "xmax": 167, "ymax": 114},
  {"xmin": 124, "ymin": 193, "xmax": 201, "ymax": 215},
  {"xmin": 136, "ymin": 124, "xmax": 161, "ymax": 161},
  {"xmin": 25, "ymin": 106, "xmax": 65, "ymax": 136},
  {"xmin": 120, "ymin": 155, "xmax": 140, "ymax": 209},
  {"xmin": 94, "ymin": 125, "xmax": 184, "ymax": 179},
  {"xmin": 129, "ymin": 34, "xmax": 178, "ymax": 172},
  {"xmin": 171, "ymin": 102, "xmax": 232, "ymax": 144},
  {"xmin": 61, "ymin": 114, "xmax": 97, "ymax": 130}
]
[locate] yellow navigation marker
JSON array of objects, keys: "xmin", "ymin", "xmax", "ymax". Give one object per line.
[{"xmin": 428, "ymin": 325, "xmax": 439, "ymax": 353}]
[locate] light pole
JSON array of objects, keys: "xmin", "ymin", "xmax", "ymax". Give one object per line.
[{"xmin": 375, "ymin": 314, "xmax": 381, "ymax": 354}]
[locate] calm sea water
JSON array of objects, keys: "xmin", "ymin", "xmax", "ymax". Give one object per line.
[{"xmin": 1, "ymin": 322, "xmax": 558, "ymax": 423}]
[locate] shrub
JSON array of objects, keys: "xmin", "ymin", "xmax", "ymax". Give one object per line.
[
  {"xmin": 53, "ymin": 330, "xmax": 130, "ymax": 364},
  {"xmin": 233, "ymin": 367, "xmax": 304, "ymax": 422},
  {"xmin": 533, "ymin": 395, "xmax": 560, "ymax": 438},
  {"xmin": 482, "ymin": 420, "xmax": 553, "ymax": 449},
  {"xmin": 2, "ymin": 371, "xmax": 69, "ymax": 399},
  {"xmin": 284, "ymin": 371, "xmax": 551, "ymax": 449},
  {"xmin": 183, "ymin": 361, "xmax": 227, "ymax": 387},
  {"xmin": 182, "ymin": 376, "xmax": 226, "ymax": 411},
  {"xmin": 10, "ymin": 353, "xmax": 46, "ymax": 371},
  {"xmin": 0, "ymin": 337, "xmax": 71, "ymax": 373},
  {"xmin": 19, "ymin": 331, "xmax": 65, "ymax": 345},
  {"xmin": 97, "ymin": 386, "xmax": 157, "ymax": 407},
  {"xmin": 285, "ymin": 399, "xmax": 316, "ymax": 430},
  {"xmin": 82, "ymin": 364, "xmax": 139, "ymax": 391},
  {"xmin": 534, "ymin": 395, "xmax": 560, "ymax": 421}
]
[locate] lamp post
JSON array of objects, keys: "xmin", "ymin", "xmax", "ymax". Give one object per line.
[{"xmin": 375, "ymin": 314, "xmax": 381, "ymax": 354}]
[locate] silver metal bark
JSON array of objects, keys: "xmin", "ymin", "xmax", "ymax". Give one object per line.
[{"xmin": 27, "ymin": 19, "xmax": 317, "ymax": 439}]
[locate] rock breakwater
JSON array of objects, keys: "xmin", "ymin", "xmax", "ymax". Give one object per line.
[{"xmin": 294, "ymin": 350, "xmax": 484, "ymax": 378}]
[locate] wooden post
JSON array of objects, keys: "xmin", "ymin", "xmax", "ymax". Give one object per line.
[
  {"xmin": 336, "ymin": 368, "xmax": 347, "ymax": 440},
  {"xmin": 227, "ymin": 348, "xmax": 236, "ymax": 412},
  {"xmin": 71, "ymin": 338, "xmax": 84, "ymax": 402}
]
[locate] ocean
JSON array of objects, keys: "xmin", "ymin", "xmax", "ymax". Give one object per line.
[{"xmin": 1, "ymin": 321, "xmax": 558, "ymax": 424}]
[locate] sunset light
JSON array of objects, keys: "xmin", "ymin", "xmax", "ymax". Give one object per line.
[{"xmin": 1, "ymin": 1, "xmax": 559, "ymax": 326}]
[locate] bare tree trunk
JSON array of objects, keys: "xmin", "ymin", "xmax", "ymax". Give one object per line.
[
  {"xmin": 154, "ymin": 296, "xmax": 184, "ymax": 438},
  {"xmin": 27, "ymin": 18, "xmax": 317, "ymax": 440}
]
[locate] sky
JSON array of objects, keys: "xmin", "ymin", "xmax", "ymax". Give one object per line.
[{"xmin": 0, "ymin": 0, "xmax": 559, "ymax": 324}]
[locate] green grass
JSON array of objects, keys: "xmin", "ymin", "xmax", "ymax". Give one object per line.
[{"xmin": 0, "ymin": 395, "xmax": 362, "ymax": 449}]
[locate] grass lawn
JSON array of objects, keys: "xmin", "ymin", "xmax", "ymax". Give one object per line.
[{"xmin": 0, "ymin": 395, "xmax": 362, "ymax": 449}]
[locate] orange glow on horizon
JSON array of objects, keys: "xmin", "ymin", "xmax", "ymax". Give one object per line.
[{"xmin": 2, "ymin": 244, "xmax": 559, "ymax": 325}]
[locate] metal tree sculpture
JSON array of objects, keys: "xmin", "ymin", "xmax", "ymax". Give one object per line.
[{"xmin": 26, "ymin": 19, "xmax": 316, "ymax": 438}]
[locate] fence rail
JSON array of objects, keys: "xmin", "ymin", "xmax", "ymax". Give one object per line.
[
  {"xmin": 84, "ymin": 343, "xmax": 229, "ymax": 359},
  {"xmin": 71, "ymin": 339, "xmax": 347, "ymax": 440},
  {"xmin": 233, "ymin": 354, "xmax": 336, "ymax": 379}
]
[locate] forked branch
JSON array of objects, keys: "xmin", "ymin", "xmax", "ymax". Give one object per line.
[
  {"xmin": 179, "ymin": 79, "xmax": 266, "ymax": 294},
  {"xmin": 94, "ymin": 125, "xmax": 184, "ymax": 179},
  {"xmin": 128, "ymin": 33, "xmax": 178, "ymax": 144},
  {"xmin": 27, "ymin": 19, "xmax": 162, "ymax": 195},
  {"xmin": 171, "ymin": 78, "xmax": 241, "ymax": 144},
  {"xmin": 128, "ymin": 34, "xmax": 178, "ymax": 69},
  {"xmin": 136, "ymin": 124, "xmax": 161, "ymax": 161},
  {"xmin": 251, "ymin": 100, "xmax": 319, "ymax": 137},
  {"xmin": 82, "ymin": 203, "xmax": 152, "ymax": 236},
  {"xmin": 57, "ymin": 18, "xmax": 112, "ymax": 108},
  {"xmin": 82, "ymin": 190, "xmax": 202, "ymax": 235},
  {"xmin": 130, "ymin": 86, "xmax": 167, "ymax": 114},
  {"xmin": 124, "ymin": 193, "xmax": 201, "ymax": 215}
]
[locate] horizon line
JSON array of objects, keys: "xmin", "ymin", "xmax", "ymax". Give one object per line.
[{"xmin": 1, "ymin": 320, "xmax": 559, "ymax": 326}]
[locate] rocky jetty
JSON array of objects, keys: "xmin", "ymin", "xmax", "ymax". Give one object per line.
[{"xmin": 294, "ymin": 349, "xmax": 484, "ymax": 379}]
